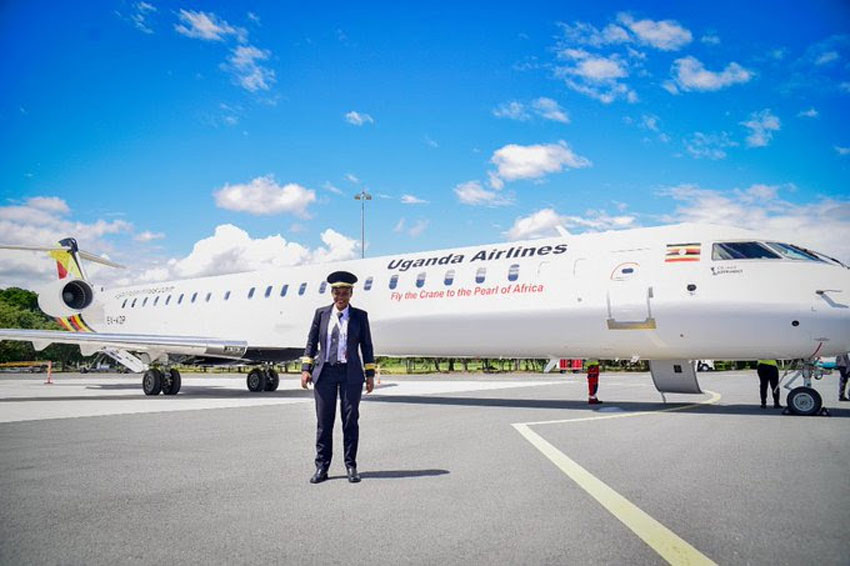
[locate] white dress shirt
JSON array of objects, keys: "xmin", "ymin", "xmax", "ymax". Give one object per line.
[{"xmin": 325, "ymin": 306, "xmax": 349, "ymax": 363}]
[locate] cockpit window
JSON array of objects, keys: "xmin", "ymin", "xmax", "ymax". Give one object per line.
[
  {"xmin": 766, "ymin": 242, "xmax": 823, "ymax": 262},
  {"xmin": 712, "ymin": 242, "xmax": 781, "ymax": 260}
]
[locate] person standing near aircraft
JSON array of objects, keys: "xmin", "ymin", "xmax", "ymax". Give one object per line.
[
  {"xmin": 301, "ymin": 271, "xmax": 376, "ymax": 484},
  {"xmin": 837, "ymin": 352, "xmax": 849, "ymax": 401},
  {"xmin": 756, "ymin": 359, "xmax": 781, "ymax": 409},
  {"xmin": 586, "ymin": 360, "xmax": 602, "ymax": 405}
]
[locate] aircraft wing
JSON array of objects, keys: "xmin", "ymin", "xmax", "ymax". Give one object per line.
[{"xmin": 0, "ymin": 329, "xmax": 247, "ymax": 360}]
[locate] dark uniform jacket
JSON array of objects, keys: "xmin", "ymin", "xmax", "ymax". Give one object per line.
[{"xmin": 301, "ymin": 305, "xmax": 376, "ymax": 384}]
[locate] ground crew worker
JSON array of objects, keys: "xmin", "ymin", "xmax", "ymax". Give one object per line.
[
  {"xmin": 756, "ymin": 359, "xmax": 781, "ymax": 409},
  {"xmin": 837, "ymin": 352, "xmax": 849, "ymax": 401},
  {"xmin": 586, "ymin": 360, "xmax": 602, "ymax": 405}
]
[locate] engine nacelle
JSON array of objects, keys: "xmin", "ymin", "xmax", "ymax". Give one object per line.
[{"xmin": 38, "ymin": 278, "xmax": 95, "ymax": 318}]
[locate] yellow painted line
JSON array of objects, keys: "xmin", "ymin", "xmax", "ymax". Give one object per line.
[
  {"xmin": 512, "ymin": 390, "xmax": 721, "ymax": 566},
  {"xmin": 520, "ymin": 390, "xmax": 722, "ymax": 426}
]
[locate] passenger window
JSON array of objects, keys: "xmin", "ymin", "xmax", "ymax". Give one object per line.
[
  {"xmin": 142, "ymin": 297, "xmax": 148, "ymax": 307},
  {"xmin": 444, "ymin": 269, "xmax": 455, "ymax": 286},
  {"xmin": 476, "ymin": 267, "xmax": 486, "ymax": 284},
  {"xmin": 224, "ymin": 291, "xmax": 231, "ymax": 301},
  {"xmin": 153, "ymin": 296, "xmax": 159, "ymax": 306},
  {"xmin": 165, "ymin": 295, "xmax": 171, "ymax": 305},
  {"xmin": 389, "ymin": 275, "xmax": 399, "ymax": 290},
  {"xmin": 364, "ymin": 277, "xmax": 373, "ymax": 291},
  {"xmin": 205, "ymin": 292, "xmax": 212, "ymax": 302},
  {"xmin": 121, "ymin": 299, "xmax": 127, "ymax": 308},
  {"xmin": 712, "ymin": 242, "xmax": 780, "ymax": 260},
  {"xmin": 280, "ymin": 284, "xmax": 288, "ymax": 297},
  {"xmin": 299, "ymin": 283, "xmax": 307, "ymax": 295},
  {"xmin": 319, "ymin": 281, "xmax": 327, "ymax": 294},
  {"xmin": 416, "ymin": 272, "xmax": 426, "ymax": 288},
  {"xmin": 265, "ymin": 285, "xmax": 272, "ymax": 298},
  {"xmin": 191, "ymin": 292, "xmax": 197, "ymax": 303},
  {"xmin": 248, "ymin": 287, "xmax": 256, "ymax": 299},
  {"xmin": 131, "ymin": 298, "xmax": 137, "ymax": 308},
  {"xmin": 508, "ymin": 264, "xmax": 519, "ymax": 282},
  {"xmin": 178, "ymin": 294, "xmax": 184, "ymax": 305}
]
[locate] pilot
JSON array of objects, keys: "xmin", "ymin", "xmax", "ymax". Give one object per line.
[
  {"xmin": 301, "ymin": 270, "xmax": 376, "ymax": 484},
  {"xmin": 586, "ymin": 360, "xmax": 602, "ymax": 405},
  {"xmin": 756, "ymin": 359, "xmax": 781, "ymax": 409}
]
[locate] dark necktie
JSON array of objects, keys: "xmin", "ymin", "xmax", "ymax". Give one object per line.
[{"xmin": 328, "ymin": 312, "xmax": 342, "ymax": 363}]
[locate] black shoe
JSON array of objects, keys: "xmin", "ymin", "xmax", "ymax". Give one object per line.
[
  {"xmin": 760, "ymin": 404, "xmax": 766, "ymax": 409},
  {"xmin": 840, "ymin": 397, "xmax": 849, "ymax": 402},
  {"xmin": 309, "ymin": 468, "xmax": 328, "ymax": 484},
  {"xmin": 774, "ymin": 403, "xmax": 781, "ymax": 409},
  {"xmin": 346, "ymin": 466, "xmax": 361, "ymax": 483}
]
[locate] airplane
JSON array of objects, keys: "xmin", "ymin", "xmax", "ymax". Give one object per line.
[{"xmin": 1, "ymin": 223, "xmax": 848, "ymax": 416}]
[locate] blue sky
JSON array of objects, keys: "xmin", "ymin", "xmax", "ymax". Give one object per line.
[{"xmin": 1, "ymin": 1, "xmax": 848, "ymax": 288}]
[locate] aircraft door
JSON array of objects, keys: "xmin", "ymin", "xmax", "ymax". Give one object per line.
[{"xmin": 606, "ymin": 252, "xmax": 656, "ymax": 330}]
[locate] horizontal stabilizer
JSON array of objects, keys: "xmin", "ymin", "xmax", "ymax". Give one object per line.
[{"xmin": 0, "ymin": 243, "xmax": 125, "ymax": 268}]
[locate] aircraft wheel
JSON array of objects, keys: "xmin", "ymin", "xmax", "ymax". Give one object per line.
[
  {"xmin": 697, "ymin": 363, "xmax": 708, "ymax": 372},
  {"xmin": 142, "ymin": 368, "xmax": 163, "ymax": 396},
  {"xmin": 247, "ymin": 368, "xmax": 267, "ymax": 392},
  {"xmin": 163, "ymin": 369, "xmax": 181, "ymax": 395},
  {"xmin": 786, "ymin": 387, "xmax": 822, "ymax": 416},
  {"xmin": 264, "ymin": 368, "xmax": 280, "ymax": 391}
]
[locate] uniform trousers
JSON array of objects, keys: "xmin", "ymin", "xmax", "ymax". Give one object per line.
[
  {"xmin": 757, "ymin": 363, "xmax": 780, "ymax": 406},
  {"xmin": 314, "ymin": 363, "xmax": 363, "ymax": 470}
]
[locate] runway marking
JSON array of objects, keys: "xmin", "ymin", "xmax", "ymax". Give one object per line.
[{"xmin": 513, "ymin": 391, "xmax": 721, "ymax": 566}]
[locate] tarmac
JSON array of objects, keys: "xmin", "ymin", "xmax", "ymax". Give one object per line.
[{"xmin": 0, "ymin": 370, "xmax": 847, "ymax": 565}]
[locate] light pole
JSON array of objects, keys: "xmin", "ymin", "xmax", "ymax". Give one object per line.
[{"xmin": 354, "ymin": 189, "xmax": 372, "ymax": 258}]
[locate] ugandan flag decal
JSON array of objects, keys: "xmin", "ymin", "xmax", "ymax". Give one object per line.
[
  {"xmin": 54, "ymin": 314, "xmax": 94, "ymax": 333},
  {"xmin": 665, "ymin": 242, "xmax": 701, "ymax": 263}
]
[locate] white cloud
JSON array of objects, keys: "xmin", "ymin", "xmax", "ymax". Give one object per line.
[
  {"xmin": 26, "ymin": 196, "xmax": 71, "ymax": 214},
  {"xmin": 617, "ymin": 13, "xmax": 692, "ymax": 51},
  {"xmin": 815, "ymin": 51, "xmax": 839, "ymax": 65},
  {"xmin": 489, "ymin": 141, "xmax": 591, "ymax": 186},
  {"xmin": 401, "ymin": 194, "xmax": 428, "ymax": 204},
  {"xmin": 494, "ymin": 98, "xmax": 569, "ymax": 122},
  {"xmin": 701, "ymin": 34, "xmax": 720, "ymax": 45},
  {"xmin": 222, "ymin": 45, "xmax": 275, "ymax": 92},
  {"xmin": 669, "ymin": 56, "xmax": 752, "ymax": 92},
  {"xmin": 345, "ymin": 173, "xmax": 360, "ymax": 184},
  {"xmin": 555, "ymin": 50, "xmax": 637, "ymax": 103},
  {"xmin": 130, "ymin": 2, "xmax": 156, "ymax": 34},
  {"xmin": 685, "ymin": 132, "xmax": 737, "ymax": 160},
  {"xmin": 175, "ymin": 10, "xmax": 246, "ymax": 42},
  {"xmin": 555, "ymin": 21, "xmax": 631, "ymax": 48},
  {"xmin": 661, "ymin": 184, "xmax": 850, "ymax": 263},
  {"xmin": 424, "ymin": 135, "xmax": 439, "ymax": 148},
  {"xmin": 532, "ymin": 97, "xmax": 570, "ymax": 123},
  {"xmin": 407, "ymin": 219, "xmax": 429, "ymax": 237},
  {"xmin": 323, "ymin": 182, "xmax": 343, "ymax": 195},
  {"xmin": 213, "ymin": 175, "xmax": 316, "ymax": 217},
  {"xmin": 160, "ymin": 224, "xmax": 356, "ymax": 280},
  {"xmin": 0, "ymin": 197, "xmax": 134, "ymax": 289},
  {"xmin": 454, "ymin": 181, "xmax": 512, "ymax": 207},
  {"xmin": 797, "ymin": 108, "xmax": 818, "ymax": 118},
  {"xmin": 493, "ymin": 101, "xmax": 530, "ymax": 121},
  {"xmin": 504, "ymin": 207, "xmax": 636, "ymax": 240},
  {"xmin": 505, "ymin": 209, "xmax": 564, "ymax": 240},
  {"xmin": 393, "ymin": 218, "xmax": 406, "ymax": 233},
  {"xmin": 135, "ymin": 231, "xmax": 165, "ymax": 243},
  {"xmin": 836, "ymin": 146, "xmax": 850, "ymax": 156},
  {"xmin": 740, "ymin": 109, "xmax": 780, "ymax": 147},
  {"xmin": 345, "ymin": 111, "xmax": 374, "ymax": 126}
]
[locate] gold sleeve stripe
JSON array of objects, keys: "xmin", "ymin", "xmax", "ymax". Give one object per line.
[
  {"xmin": 300, "ymin": 356, "xmax": 314, "ymax": 364},
  {"xmin": 364, "ymin": 363, "xmax": 376, "ymax": 370}
]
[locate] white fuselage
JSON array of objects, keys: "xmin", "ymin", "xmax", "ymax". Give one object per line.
[{"xmin": 77, "ymin": 223, "xmax": 850, "ymax": 361}]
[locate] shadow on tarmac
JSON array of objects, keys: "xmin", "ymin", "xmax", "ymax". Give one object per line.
[{"xmin": 363, "ymin": 394, "xmax": 850, "ymax": 418}]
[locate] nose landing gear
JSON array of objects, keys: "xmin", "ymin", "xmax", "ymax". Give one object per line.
[{"xmin": 780, "ymin": 360, "xmax": 830, "ymax": 416}]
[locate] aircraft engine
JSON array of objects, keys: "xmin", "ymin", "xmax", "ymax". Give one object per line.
[{"xmin": 37, "ymin": 278, "xmax": 95, "ymax": 318}]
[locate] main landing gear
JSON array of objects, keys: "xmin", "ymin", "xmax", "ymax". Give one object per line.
[
  {"xmin": 142, "ymin": 367, "xmax": 182, "ymax": 396},
  {"xmin": 780, "ymin": 359, "xmax": 830, "ymax": 417},
  {"xmin": 246, "ymin": 366, "xmax": 280, "ymax": 393}
]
